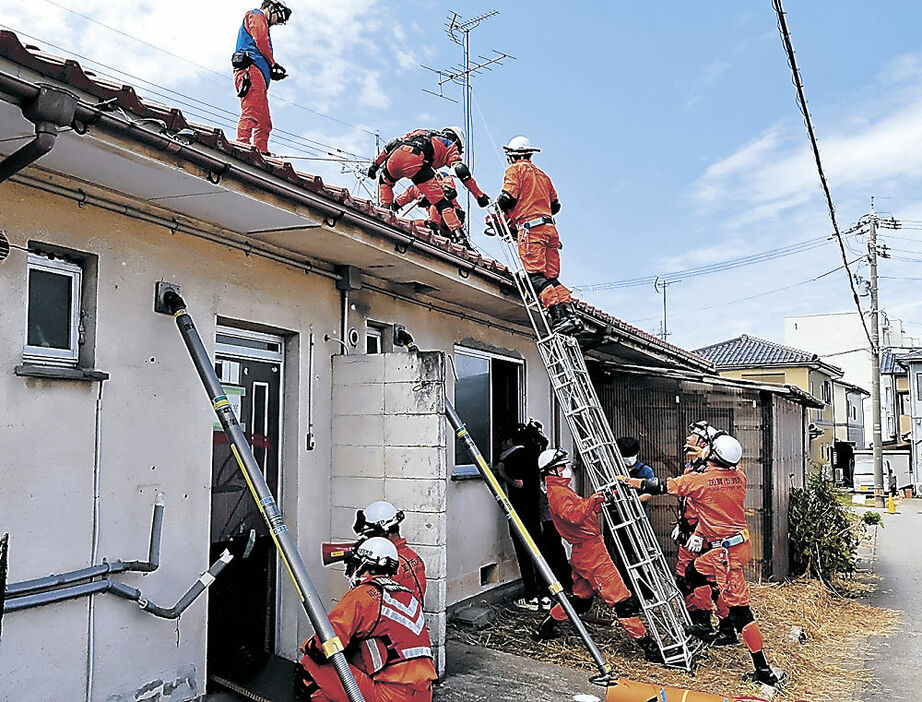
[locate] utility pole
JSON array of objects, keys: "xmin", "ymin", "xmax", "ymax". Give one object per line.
[
  {"xmin": 868, "ymin": 198, "xmax": 885, "ymax": 507},
  {"xmin": 422, "ymin": 11, "xmax": 513, "ymax": 229},
  {"xmin": 653, "ymin": 277, "xmax": 675, "ymax": 340}
]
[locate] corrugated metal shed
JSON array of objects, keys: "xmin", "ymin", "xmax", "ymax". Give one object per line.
[{"xmin": 589, "ymin": 364, "xmax": 811, "ymax": 581}]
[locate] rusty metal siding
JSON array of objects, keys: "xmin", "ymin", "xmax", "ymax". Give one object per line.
[{"xmin": 591, "ymin": 369, "xmax": 805, "ymax": 582}]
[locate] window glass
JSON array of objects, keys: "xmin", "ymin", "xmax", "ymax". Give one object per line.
[
  {"xmin": 27, "ymin": 268, "xmax": 72, "ymax": 349},
  {"xmin": 366, "ymin": 329, "xmax": 382, "ymax": 354},
  {"xmin": 917, "ymin": 373, "xmax": 922, "ymax": 402},
  {"xmin": 454, "ymin": 352, "xmax": 491, "ymax": 470}
]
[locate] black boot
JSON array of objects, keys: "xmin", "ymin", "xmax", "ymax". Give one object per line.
[
  {"xmin": 743, "ymin": 665, "xmax": 785, "ymax": 687},
  {"xmin": 684, "ymin": 609, "xmax": 716, "ymax": 642},
  {"xmin": 713, "ymin": 617, "xmax": 739, "ymax": 646},
  {"xmin": 635, "ymin": 635, "xmax": 664, "ymax": 664},
  {"xmin": 550, "ymin": 304, "xmax": 583, "ymax": 335},
  {"xmin": 531, "ymin": 614, "xmax": 559, "ymax": 641}
]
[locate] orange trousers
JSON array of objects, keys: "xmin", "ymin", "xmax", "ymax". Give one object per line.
[
  {"xmin": 380, "ymin": 147, "xmax": 462, "ymax": 231},
  {"xmin": 676, "ymin": 544, "xmax": 727, "ymax": 617},
  {"xmin": 299, "ymin": 657, "xmax": 433, "ymax": 702},
  {"xmin": 517, "ymin": 223, "xmax": 571, "ymax": 307},
  {"xmin": 691, "ymin": 541, "xmax": 752, "ymax": 608},
  {"xmin": 235, "ymin": 65, "xmax": 272, "ymax": 153}
]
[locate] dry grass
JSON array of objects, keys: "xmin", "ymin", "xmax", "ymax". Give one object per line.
[{"xmin": 449, "ymin": 574, "xmax": 897, "ymax": 701}]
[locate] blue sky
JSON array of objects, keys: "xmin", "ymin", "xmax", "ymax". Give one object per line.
[{"xmin": 4, "ymin": 0, "xmax": 922, "ymax": 351}]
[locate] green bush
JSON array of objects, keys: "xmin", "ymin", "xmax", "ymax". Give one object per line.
[
  {"xmin": 862, "ymin": 511, "xmax": 883, "ymax": 527},
  {"xmin": 789, "ymin": 473, "xmax": 862, "ymax": 581}
]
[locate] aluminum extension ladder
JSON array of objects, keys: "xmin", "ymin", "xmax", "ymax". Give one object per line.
[{"xmin": 487, "ymin": 207, "xmax": 702, "ymax": 670}]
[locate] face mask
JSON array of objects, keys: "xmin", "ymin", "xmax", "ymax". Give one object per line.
[
  {"xmin": 624, "ymin": 456, "xmax": 638, "ymax": 467},
  {"xmin": 560, "ymin": 467, "xmax": 573, "ymax": 480}
]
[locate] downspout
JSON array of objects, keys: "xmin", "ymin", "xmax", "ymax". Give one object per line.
[
  {"xmin": 0, "ymin": 85, "xmax": 78, "ymax": 183},
  {"xmin": 86, "ymin": 376, "xmax": 105, "ymax": 702}
]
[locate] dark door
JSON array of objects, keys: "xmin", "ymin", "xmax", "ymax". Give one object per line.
[{"xmin": 208, "ymin": 351, "xmax": 282, "ymax": 680}]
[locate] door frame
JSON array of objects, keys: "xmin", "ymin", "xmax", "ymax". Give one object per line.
[{"xmin": 213, "ymin": 324, "xmax": 286, "ymax": 653}]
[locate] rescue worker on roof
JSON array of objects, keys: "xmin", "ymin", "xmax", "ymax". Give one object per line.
[
  {"xmin": 367, "ymin": 127, "xmax": 490, "ymax": 246},
  {"xmin": 394, "ymin": 171, "xmax": 469, "ymax": 247},
  {"xmin": 233, "ymin": 1, "xmax": 291, "ymax": 154},
  {"xmin": 353, "ymin": 501, "xmax": 427, "ymax": 605},
  {"xmin": 620, "ymin": 433, "xmax": 784, "ymax": 687},
  {"xmin": 297, "ymin": 537, "xmax": 437, "ymax": 702},
  {"xmin": 675, "ymin": 422, "xmax": 737, "ymax": 647},
  {"xmin": 532, "ymin": 448, "xmax": 662, "ymax": 663},
  {"xmin": 495, "ymin": 136, "xmax": 582, "ymax": 336}
]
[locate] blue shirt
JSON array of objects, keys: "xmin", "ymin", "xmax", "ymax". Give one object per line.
[{"xmin": 629, "ymin": 460, "xmax": 656, "ymax": 514}]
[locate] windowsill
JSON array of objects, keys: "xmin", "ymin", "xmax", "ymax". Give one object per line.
[{"xmin": 15, "ymin": 364, "xmax": 109, "ymax": 382}]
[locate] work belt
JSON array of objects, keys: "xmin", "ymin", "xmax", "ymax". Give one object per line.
[
  {"xmin": 706, "ymin": 528, "xmax": 750, "ymax": 552},
  {"xmin": 521, "ymin": 216, "xmax": 554, "ymax": 230}
]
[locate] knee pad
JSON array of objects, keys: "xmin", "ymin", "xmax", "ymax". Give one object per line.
[
  {"xmin": 547, "ymin": 277, "xmax": 561, "ymax": 288},
  {"xmin": 683, "ymin": 562, "xmax": 709, "ymax": 590},
  {"xmin": 614, "ymin": 595, "xmax": 641, "ymax": 618},
  {"xmin": 433, "ymin": 197, "xmax": 453, "ymax": 214},
  {"xmin": 528, "ymin": 272, "xmax": 552, "ymax": 293},
  {"xmin": 728, "ymin": 605, "xmax": 755, "ymax": 632}
]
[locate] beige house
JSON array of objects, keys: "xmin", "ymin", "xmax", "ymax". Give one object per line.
[
  {"xmin": 695, "ymin": 334, "xmax": 843, "ymax": 472},
  {"xmin": 0, "ymin": 30, "xmax": 715, "ymax": 702}
]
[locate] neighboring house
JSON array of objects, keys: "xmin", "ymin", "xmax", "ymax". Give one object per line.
[
  {"xmin": 897, "ymin": 351, "xmax": 922, "ymax": 488},
  {"xmin": 831, "ymin": 380, "xmax": 869, "ymax": 485},
  {"xmin": 881, "ymin": 348, "xmax": 911, "ymax": 447},
  {"xmin": 694, "ymin": 334, "xmax": 842, "ymax": 473},
  {"xmin": 0, "ymin": 31, "xmax": 721, "ymax": 702},
  {"xmin": 785, "ymin": 311, "xmax": 920, "ymax": 447}
]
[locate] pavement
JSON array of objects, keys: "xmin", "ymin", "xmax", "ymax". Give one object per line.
[
  {"xmin": 861, "ymin": 498, "xmax": 922, "ymax": 702},
  {"xmin": 205, "ymin": 640, "xmax": 604, "ymax": 702}
]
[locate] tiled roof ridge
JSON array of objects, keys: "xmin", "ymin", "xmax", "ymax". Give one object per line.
[{"xmin": 0, "ymin": 29, "xmax": 710, "ymax": 371}]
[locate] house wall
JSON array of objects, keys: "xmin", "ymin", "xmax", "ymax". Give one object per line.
[{"xmin": 0, "ymin": 180, "xmax": 555, "ymax": 699}]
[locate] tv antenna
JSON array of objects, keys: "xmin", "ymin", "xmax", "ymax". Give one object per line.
[{"xmin": 422, "ymin": 10, "xmax": 514, "ymax": 225}]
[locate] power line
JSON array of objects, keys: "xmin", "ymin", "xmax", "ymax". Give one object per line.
[
  {"xmin": 37, "ymin": 0, "xmax": 378, "ymax": 138},
  {"xmin": 574, "ymin": 235, "xmax": 832, "ymax": 291},
  {"xmin": 771, "ymin": 0, "xmax": 873, "ymax": 349}
]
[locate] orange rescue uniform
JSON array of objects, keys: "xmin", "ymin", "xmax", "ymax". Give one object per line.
[
  {"xmin": 544, "ymin": 475, "xmax": 645, "ymax": 639},
  {"xmin": 299, "ymin": 576, "xmax": 437, "ymax": 702},
  {"xmin": 501, "ymin": 160, "xmax": 571, "ymax": 308},
  {"xmin": 393, "ymin": 537, "xmax": 427, "ymax": 605},
  {"xmin": 394, "ymin": 173, "xmax": 462, "ymax": 234},
  {"xmin": 235, "ymin": 10, "xmax": 274, "ymax": 153}
]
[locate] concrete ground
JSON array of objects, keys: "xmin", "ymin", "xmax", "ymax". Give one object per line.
[
  {"xmin": 861, "ymin": 498, "xmax": 922, "ymax": 702},
  {"xmin": 205, "ymin": 640, "xmax": 605, "ymax": 702}
]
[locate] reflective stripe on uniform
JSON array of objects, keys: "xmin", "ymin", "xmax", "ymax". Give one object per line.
[{"xmin": 399, "ymin": 646, "xmax": 433, "ymax": 659}]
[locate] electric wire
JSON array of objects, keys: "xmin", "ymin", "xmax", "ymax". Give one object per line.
[
  {"xmin": 0, "ymin": 22, "xmax": 369, "ymax": 162},
  {"xmin": 574, "ymin": 235, "xmax": 832, "ymax": 291},
  {"xmin": 36, "ymin": 0, "xmax": 378, "ymax": 138},
  {"xmin": 771, "ymin": 0, "xmax": 873, "ymax": 348}
]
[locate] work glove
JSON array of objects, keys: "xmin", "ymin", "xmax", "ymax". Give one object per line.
[
  {"xmin": 301, "ymin": 637, "xmax": 327, "ymax": 664},
  {"xmin": 417, "ymin": 196, "xmax": 431, "ymax": 208},
  {"xmin": 457, "ymin": 209, "xmax": 466, "ymax": 224},
  {"xmin": 366, "ymin": 163, "xmax": 379, "ymax": 179},
  {"xmin": 589, "ymin": 492, "xmax": 607, "ymax": 513},
  {"xmin": 616, "ymin": 475, "xmax": 644, "ymax": 490},
  {"xmin": 270, "ymin": 63, "xmax": 289, "ymax": 81},
  {"xmin": 476, "ymin": 193, "xmax": 491, "ymax": 208},
  {"xmin": 386, "ymin": 202, "xmax": 400, "ymax": 212}
]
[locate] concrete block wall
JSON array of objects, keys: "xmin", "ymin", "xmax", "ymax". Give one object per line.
[{"xmin": 331, "ymin": 351, "xmax": 449, "ymax": 676}]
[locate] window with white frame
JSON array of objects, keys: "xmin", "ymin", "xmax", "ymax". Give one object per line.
[
  {"xmin": 24, "ymin": 254, "xmax": 82, "ymax": 366},
  {"xmin": 453, "ymin": 346, "xmax": 524, "ymax": 477},
  {"xmin": 917, "ymin": 372, "xmax": 922, "ymax": 402},
  {"xmin": 366, "ymin": 326, "xmax": 383, "ymax": 354}
]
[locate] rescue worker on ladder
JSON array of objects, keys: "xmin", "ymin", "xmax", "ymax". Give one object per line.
[
  {"xmin": 353, "ymin": 500, "xmax": 427, "ymax": 604},
  {"xmin": 494, "ymin": 136, "xmax": 583, "ymax": 336},
  {"xmin": 532, "ymin": 448, "xmax": 662, "ymax": 663},
  {"xmin": 367, "ymin": 127, "xmax": 490, "ymax": 246},
  {"xmin": 297, "ymin": 537, "xmax": 437, "ymax": 702},
  {"xmin": 393, "ymin": 171, "xmax": 468, "ymax": 246},
  {"xmin": 620, "ymin": 433, "xmax": 784, "ymax": 687},
  {"xmin": 676, "ymin": 422, "xmax": 737, "ymax": 647},
  {"xmin": 232, "ymin": 1, "xmax": 291, "ymax": 154}
]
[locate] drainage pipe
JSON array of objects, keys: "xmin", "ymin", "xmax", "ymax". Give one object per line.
[
  {"xmin": 6, "ymin": 494, "xmax": 164, "ymax": 597},
  {"xmin": 0, "ymin": 84, "xmax": 78, "ymax": 183},
  {"xmin": 159, "ymin": 290, "xmax": 365, "ymax": 702},
  {"xmin": 4, "ymin": 550, "xmax": 232, "ymax": 618}
]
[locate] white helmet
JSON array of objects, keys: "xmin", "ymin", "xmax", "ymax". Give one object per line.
[
  {"xmin": 350, "ymin": 536, "xmax": 399, "ymax": 585},
  {"xmin": 354, "ymin": 500, "xmax": 404, "ymax": 536},
  {"xmin": 538, "ymin": 448, "xmax": 568, "ymax": 475},
  {"xmin": 708, "ymin": 434, "xmax": 743, "ymax": 468},
  {"xmin": 503, "ymin": 135, "xmax": 540, "ymax": 155},
  {"xmin": 442, "ymin": 126, "xmax": 465, "ymax": 153}
]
